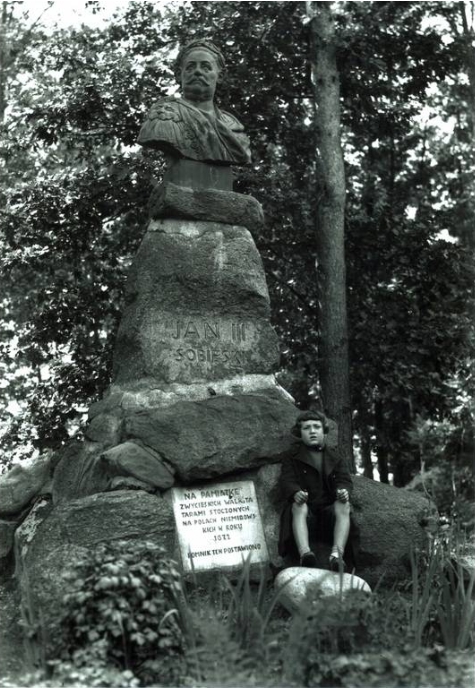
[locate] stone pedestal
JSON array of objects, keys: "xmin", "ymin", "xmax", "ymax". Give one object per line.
[
  {"xmin": 163, "ymin": 159, "xmax": 233, "ymax": 191},
  {"xmin": 50, "ymin": 213, "xmax": 298, "ymax": 502},
  {"xmin": 112, "ymin": 219, "xmax": 279, "ymax": 389}
]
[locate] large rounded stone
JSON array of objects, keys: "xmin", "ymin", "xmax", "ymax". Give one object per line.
[
  {"xmin": 112, "ymin": 220, "xmax": 280, "ymax": 385},
  {"xmin": 15, "ymin": 491, "xmax": 175, "ymax": 655},
  {"xmin": 275, "ymin": 567, "xmax": 371, "ymax": 614},
  {"xmin": 124, "ymin": 389, "xmax": 299, "ymax": 481},
  {"xmin": 350, "ymin": 477, "xmax": 436, "ymax": 586}
]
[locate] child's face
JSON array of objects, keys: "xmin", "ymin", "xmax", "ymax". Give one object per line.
[{"xmin": 300, "ymin": 420, "xmax": 325, "ymax": 448}]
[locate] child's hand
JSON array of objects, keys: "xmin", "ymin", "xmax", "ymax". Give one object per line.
[
  {"xmin": 294, "ymin": 490, "xmax": 308, "ymax": 505},
  {"xmin": 336, "ymin": 488, "xmax": 349, "ymax": 503}
]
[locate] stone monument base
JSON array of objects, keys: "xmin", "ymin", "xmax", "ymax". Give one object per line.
[{"xmin": 149, "ymin": 182, "xmax": 264, "ymax": 231}]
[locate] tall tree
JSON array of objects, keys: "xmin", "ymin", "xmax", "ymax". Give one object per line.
[{"xmin": 306, "ymin": 1, "xmax": 353, "ymax": 470}]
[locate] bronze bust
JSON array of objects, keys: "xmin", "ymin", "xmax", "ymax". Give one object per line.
[{"xmin": 138, "ymin": 39, "xmax": 251, "ymax": 166}]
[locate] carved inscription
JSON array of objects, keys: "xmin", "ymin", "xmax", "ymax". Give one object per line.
[
  {"xmin": 172, "ymin": 320, "xmax": 221, "ymax": 340},
  {"xmin": 172, "ymin": 481, "xmax": 269, "ymax": 572},
  {"xmin": 167, "ymin": 318, "xmax": 251, "ymax": 370}
]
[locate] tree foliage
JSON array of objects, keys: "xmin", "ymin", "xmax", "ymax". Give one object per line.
[{"xmin": 0, "ymin": 1, "xmax": 473, "ymax": 489}]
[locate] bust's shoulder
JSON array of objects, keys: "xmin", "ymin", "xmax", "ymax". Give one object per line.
[
  {"xmin": 218, "ymin": 108, "xmax": 245, "ymax": 131},
  {"xmin": 147, "ymin": 97, "xmax": 187, "ymax": 121}
]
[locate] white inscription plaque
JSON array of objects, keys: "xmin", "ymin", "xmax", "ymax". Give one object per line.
[{"xmin": 171, "ymin": 480, "xmax": 269, "ymax": 572}]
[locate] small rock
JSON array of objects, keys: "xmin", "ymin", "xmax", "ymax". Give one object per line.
[
  {"xmin": 101, "ymin": 441, "xmax": 175, "ymax": 491},
  {"xmin": 85, "ymin": 412, "xmax": 123, "ymax": 448},
  {"xmin": 0, "ymin": 454, "xmax": 53, "ymax": 517},
  {"xmin": 275, "ymin": 566, "xmax": 371, "ymax": 615}
]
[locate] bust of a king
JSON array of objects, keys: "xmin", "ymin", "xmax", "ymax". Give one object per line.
[{"xmin": 138, "ymin": 39, "xmax": 251, "ymax": 166}]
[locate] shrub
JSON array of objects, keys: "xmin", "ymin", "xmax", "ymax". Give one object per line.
[
  {"xmin": 182, "ymin": 557, "xmax": 291, "ymax": 686},
  {"xmin": 56, "ymin": 539, "xmax": 188, "ymax": 686},
  {"xmin": 284, "ymin": 529, "xmax": 474, "ymax": 687},
  {"xmin": 296, "ymin": 647, "xmax": 473, "ymax": 688}
]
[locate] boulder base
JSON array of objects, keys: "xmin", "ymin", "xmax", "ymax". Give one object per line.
[
  {"xmin": 52, "ymin": 388, "xmax": 299, "ymax": 501},
  {"xmin": 124, "ymin": 389, "xmax": 299, "ymax": 481},
  {"xmin": 150, "ymin": 182, "xmax": 264, "ymax": 231},
  {"xmin": 350, "ymin": 477, "xmax": 436, "ymax": 586},
  {"xmin": 15, "ymin": 491, "xmax": 175, "ymax": 656}
]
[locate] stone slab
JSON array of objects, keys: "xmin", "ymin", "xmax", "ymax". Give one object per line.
[
  {"xmin": 89, "ymin": 375, "xmax": 294, "ymax": 414},
  {"xmin": 171, "ymin": 480, "xmax": 269, "ymax": 573},
  {"xmin": 112, "ymin": 220, "xmax": 278, "ymax": 386},
  {"xmin": 101, "ymin": 441, "xmax": 175, "ymax": 491},
  {"xmin": 124, "ymin": 388, "xmax": 299, "ymax": 481},
  {"xmin": 150, "ymin": 181, "xmax": 264, "ymax": 231},
  {"xmin": 275, "ymin": 567, "xmax": 372, "ymax": 615}
]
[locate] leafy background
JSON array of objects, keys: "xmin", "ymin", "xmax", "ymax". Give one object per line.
[{"xmin": 0, "ymin": 1, "xmax": 473, "ymax": 503}]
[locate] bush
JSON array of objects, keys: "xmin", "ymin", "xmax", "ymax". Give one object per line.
[
  {"xmin": 183, "ymin": 558, "xmax": 290, "ymax": 686},
  {"xmin": 284, "ymin": 533, "xmax": 474, "ymax": 686},
  {"xmin": 295, "ymin": 647, "xmax": 473, "ymax": 688},
  {"xmin": 55, "ymin": 540, "xmax": 188, "ymax": 686}
]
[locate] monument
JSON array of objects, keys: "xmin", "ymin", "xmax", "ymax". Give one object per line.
[
  {"xmin": 6, "ymin": 40, "xmax": 299, "ymax": 648},
  {"xmin": 1, "ymin": 39, "xmax": 435, "ymax": 664},
  {"xmin": 73, "ymin": 37, "xmax": 299, "ymax": 497}
]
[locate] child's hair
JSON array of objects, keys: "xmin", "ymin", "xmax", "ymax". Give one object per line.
[{"xmin": 291, "ymin": 410, "xmax": 329, "ymax": 438}]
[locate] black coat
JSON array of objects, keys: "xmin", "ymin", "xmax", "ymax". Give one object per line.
[
  {"xmin": 278, "ymin": 443, "xmax": 357, "ymax": 562},
  {"xmin": 279, "ymin": 443, "xmax": 353, "ymax": 505}
]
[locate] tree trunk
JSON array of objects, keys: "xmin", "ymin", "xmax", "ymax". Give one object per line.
[
  {"xmin": 307, "ymin": 1, "xmax": 354, "ymax": 471},
  {"xmin": 0, "ymin": 1, "xmax": 9, "ymax": 122}
]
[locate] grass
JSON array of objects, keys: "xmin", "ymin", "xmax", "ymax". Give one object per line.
[{"xmin": 1, "ymin": 531, "xmax": 473, "ymax": 688}]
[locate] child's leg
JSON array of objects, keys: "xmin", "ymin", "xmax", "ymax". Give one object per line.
[
  {"xmin": 332, "ymin": 500, "xmax": 350, "ymax": 558},
  {"xmin": 292, "ymin": 502, "xmax": 311, "ymax": 556}
]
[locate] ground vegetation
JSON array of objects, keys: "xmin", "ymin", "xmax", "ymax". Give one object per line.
[{"xmin": 0, "ymin": 533, "xmax": 472, "ymax": 687}]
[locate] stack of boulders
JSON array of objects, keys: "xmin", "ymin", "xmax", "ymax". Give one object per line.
[{"xmin": 1, "ymin": 170, "xmax": 436, "ymax": 646}]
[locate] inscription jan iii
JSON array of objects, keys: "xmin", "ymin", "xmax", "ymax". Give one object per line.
[
  {"xmin": 141, "ymin": 313, "xmax": 277, "ymax": 383},
  {"xmin": 164, "ymin": 317, "xmax": 251, "ymax": 369}
]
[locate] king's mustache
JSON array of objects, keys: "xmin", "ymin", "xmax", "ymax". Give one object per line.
[{"xmin": 186, "ymin": 76, "xmax": 208, "ymax": 84}]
